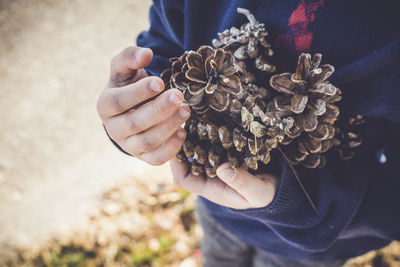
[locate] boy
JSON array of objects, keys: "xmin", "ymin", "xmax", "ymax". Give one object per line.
[{"xmin": 97, "ymin": 0, "xmax": 400, "ymax": 266}]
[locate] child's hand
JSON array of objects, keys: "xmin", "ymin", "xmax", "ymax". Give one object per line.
[
  {"xmin": 97, "ymin": 46, "xmax": 190, "ymax": 165},
  {"xmin": 170, "ymin": 159, "xmax": 278, "ymax": 209}
]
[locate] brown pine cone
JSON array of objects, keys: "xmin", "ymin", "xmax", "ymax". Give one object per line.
[
  {"xmin": 270, "ymin": 53, "xmax": 342, "ymax": 168},
  {"xmin": 163, "ymin": 46, "xmax": 243, "ymax": 114},
  {"xmin": 212, "ymin": 8, "xmax": 276, "ymax": 73}
]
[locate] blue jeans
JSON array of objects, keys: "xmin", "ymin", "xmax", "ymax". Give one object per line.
[{"xmin": 195, "ymin": 199, "xmax": 346, "ymax": 267}]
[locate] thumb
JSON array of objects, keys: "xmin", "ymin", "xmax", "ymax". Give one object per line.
[{"xmin": 216, "ymin": 163, "xmax": 277, "ymax": 208}]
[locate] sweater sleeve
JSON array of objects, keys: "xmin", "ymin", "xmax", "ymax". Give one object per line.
[
  {"xmin": 136, "ymin": 0, "xmax": 185, "ymax": 76},
  {"xmin": 227, "ymin": 117, "xmax": 400, "ymax": 252}
]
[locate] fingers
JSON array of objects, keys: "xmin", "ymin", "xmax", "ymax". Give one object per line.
[
  {"xmin": 170, "ymin": 159, "xmax": 252, "ymax": 209},
  {"xmin": 130, "ymin": 68, "xmax": 149, "ymax": 84},
  {"xmin": 123, "ymin": 104, "xmax": 190, "ymax": 155},
  {"xmin": 138, "ymin": 129, "xmax": 187, "ymax": 165},
  {"xmin": 216, "ymin": 163, "xmax": 277, "ymax": 208},
  {"xmin": 105, "ymin": 89, "xmax": 184, "ymax": 139},
  {"xmin": 97, "ymin": 76, "xmax": 165, "ymax": 119},
  {"xmin": 109, "ymin": 46, "xmax": 153, "ymax": 86}
]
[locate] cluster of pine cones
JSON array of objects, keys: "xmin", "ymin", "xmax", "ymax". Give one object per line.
[{"xmin": 161, "ymin": 8, "xmax": 364, "ymax": 177}]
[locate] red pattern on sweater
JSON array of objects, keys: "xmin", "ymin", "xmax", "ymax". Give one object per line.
[
  {"xmin": 289, "ymin": 0, "xmax": 325, "ymax": 51},
  {"xmin": 277, "ymin": 0, "xmax": 325, "ymax": 53}
]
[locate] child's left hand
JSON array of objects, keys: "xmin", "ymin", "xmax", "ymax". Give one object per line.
[{"xmin": 170, "ymin": 159, "xmax": 278, "ymax": 209}]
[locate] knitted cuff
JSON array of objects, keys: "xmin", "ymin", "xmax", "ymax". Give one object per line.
[{"xmin": 103, "ymin": 125, "xmax": 132, "ymax": 156}]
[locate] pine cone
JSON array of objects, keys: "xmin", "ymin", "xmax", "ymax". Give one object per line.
[
  {"xmin": 175, "ymin": 93, "xmax": 282, "ymax": 175},
  {"xmin": 163, "ymin": 46, "xmax": 243, "ymax": 114},
  {"xmin": 213, "ymin": 8, "xmax": 276, "ymax": 73},
  {"xmin": 162, "ymin": 32, "xmax": 279, "ymax": 175},
  {"xmin": 270, "ymin": 53, "xmax": 342, "ymax": 168},
  {"xmin": 176, "ymin": 110, "xmax": 274, "ymax": 176},
  {"xmin": 170, "ymin": 64, "xmax": 286, "ymax": 175}
]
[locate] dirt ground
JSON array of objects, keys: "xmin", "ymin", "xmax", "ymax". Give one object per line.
[{"xmin": 0, "ymin": 0, "xmax": 161, "ymax": 251}]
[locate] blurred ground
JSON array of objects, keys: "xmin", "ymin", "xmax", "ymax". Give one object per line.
[
  {"xmin": 3, "ymin": 178, "xmax": 202, "ymax": 266},
  {"xmin": 0, "ymin": 0, "xmax": 159, "ymax": 253},
  {"xmin": 0, "ymin": 0, "xmax": 399, "ymax": 266}
]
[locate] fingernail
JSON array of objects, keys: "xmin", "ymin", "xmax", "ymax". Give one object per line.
[
  {"xmin": 169, "ymin": 92, "xmax": 181, "ymax": 104},
  {"xmin": 150, "ymin": 79, "xmax": 162, "ymax": 92},
  {"xmin": 217, "ymin": 163, "xmax": 235, "ymax": 180},
  {"xmin": 179, "ymin": 106, "xmax": 190, "ymax": 119},
  {"xmin": 134, "ymin": 48, "xmax": 146, "ymax": 61},
  {"xmin": 177, "ymin": 129, "xmax": 186, "ymax": 139}
]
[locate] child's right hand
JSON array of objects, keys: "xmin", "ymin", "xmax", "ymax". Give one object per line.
[{"xmin": 97, "ymin": 46, "xmax": 190, "ymax": 165}]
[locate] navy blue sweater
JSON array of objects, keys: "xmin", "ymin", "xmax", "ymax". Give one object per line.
[{"xmin": 135, "ymin": 0, "xmax": 400, "ymax": 261}]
